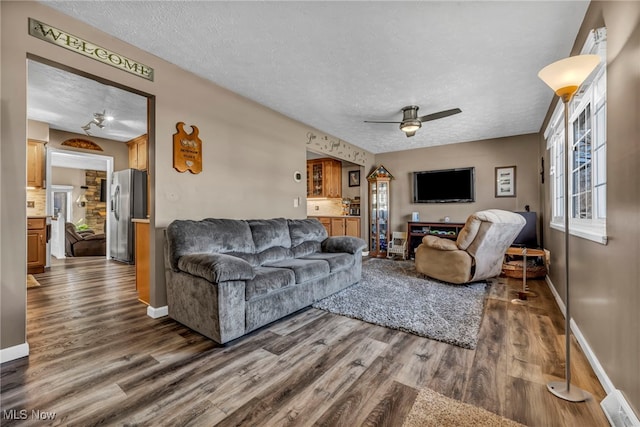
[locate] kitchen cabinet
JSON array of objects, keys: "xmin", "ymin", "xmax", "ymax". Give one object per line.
[
  {"xmin": 127, "ymin": 134, "xmax": 150, "ymax": 216},
  {"xmin": 27, "ymin": 140, "xmax": 45, "ymax": 188},
  {"xmin": 345, "ymin": 217, "xmax": 361, "ymax": 237},
  {"xmin": 27, "ymin": 217, "xmax": 48, "ymax": 274},
  {"xmin": 127, "ymin": 134, "xmax": 148, "ymax": 171},
  {"xmin": 330, "ymin": 218, "xmax": 345, "ymax": 236},
  {"xmin": 368, "ymin": 165, "xmax": 394, "ymax": 257},
  {"xmin": 311, "ymin": 216, "xmax": 360, "ymax": 238},
  {"xmin": 307, "ymin": 158, "xmax": 342, "ymax": 198}
]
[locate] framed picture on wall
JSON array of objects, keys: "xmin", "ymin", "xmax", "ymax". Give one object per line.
[
  {"xmin": 495, "ymin": 166, "xmax": 516, "ymax": 197},
  {"xmin": 348, "ymin": 170, "xmax": 360, "ymax": 187}
]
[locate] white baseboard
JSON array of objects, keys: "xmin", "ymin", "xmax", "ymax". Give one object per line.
[
  {"xmin": 545, "ymin": 276, "xmax": 616, "ymax": 394},
  {"xmin": 147, "ymin": 305, "xmax": 168, "ymax": 319},
  {"xmin": 0, "ymin": 342, "xmax": 29, "ymax": 364}
]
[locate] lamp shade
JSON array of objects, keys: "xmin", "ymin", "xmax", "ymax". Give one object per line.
[
  {"xmin": 400, "ymin": 120, "xmax": 421, "ymax": 133},
  {"xmin": 538, "ymin": 54, "xmax": 600, "ymax": 101}
]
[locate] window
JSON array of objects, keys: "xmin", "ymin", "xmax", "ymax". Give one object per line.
[{"xmin": 545, "ymin": 28, "xmax": 607, "ymax": 244}]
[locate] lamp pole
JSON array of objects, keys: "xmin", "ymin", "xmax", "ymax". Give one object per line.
[{"xmin": 538, "ymin": 54, "xmax": 600, "ymax": 402}]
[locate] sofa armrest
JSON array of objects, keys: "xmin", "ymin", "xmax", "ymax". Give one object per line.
[
  {"xmin": 83, "ymin": 233, "xmax": 105, "ymax": 241},
  {"xmin": 322, "ymin": 236, "xmax": 367, "ymax": 254},
  {"xmin": 177, "ymin": 253, "xmax": 256, "ymax": 283},
  {"xmin": 421, "ymin": 235, "xmax": 459, "ymax": 251}
]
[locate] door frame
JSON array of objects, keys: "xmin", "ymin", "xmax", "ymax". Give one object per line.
[{"xmin": 46, "ymin": 148, "xmax": 114, "ymax": 262}]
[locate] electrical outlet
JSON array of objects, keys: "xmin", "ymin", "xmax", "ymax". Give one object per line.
[
  {"xmin": 27, "ymin": 201, "xmax": 35, "ymax": 208},
  {"xmin": 315, "ymin": 205, "xmax": 319, "ymax": 211},
  {"xmin": 293, "ymin": 197, "xmax": 299, "ymax": 208}
]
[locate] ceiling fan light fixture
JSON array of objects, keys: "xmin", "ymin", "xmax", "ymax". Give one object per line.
[{"xmin": 400, "ymin": 120, "xmax": 421, "ymax": 133}]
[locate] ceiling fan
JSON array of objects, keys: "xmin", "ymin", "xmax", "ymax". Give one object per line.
[{"xmin": 365, "ymin": 105, "xmax": 462, "ymax": 137}]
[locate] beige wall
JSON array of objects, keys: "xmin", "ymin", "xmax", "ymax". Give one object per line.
[
  {"xmin": 0, "ymin": 2, "xmax": 373, "ymax": 353},
  {"xmin": 374, "ymin": 133, "xmax": 541, "ymax": 235},
  {"xmin": 539, "ymin": 1, "xmax": 640, "ymax": 412}
]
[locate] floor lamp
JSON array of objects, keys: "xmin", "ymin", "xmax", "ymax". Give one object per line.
[{"xmin": 538, "ymin": 54, "xmax": 600, "ymax": 402}]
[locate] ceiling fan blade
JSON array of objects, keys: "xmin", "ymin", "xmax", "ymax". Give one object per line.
[
  {"xmin": 364, "ymin": 120, "xmax": 403, "ymax": 124},
  {"xmin": 405, "ymin": 131, "xmax": 416, "ymax": 138},
  {"xmin": 418, "ymin": 108, "xmax": 462, "ymax": 122}
]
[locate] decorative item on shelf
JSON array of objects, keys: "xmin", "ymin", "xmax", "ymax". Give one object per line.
[
  {"xmin": 173, "ymin": 122, "xmax": 202, "ymax": 174},
  {"xmin": 61, "ymin": 138, "xmax": 103, "ymax": 151},
  {"xmin": 76, "ymin": 186, "xmax": 88, "ymax": 207},
  {"xmin": 538, "ymin": 53, "xmax": 600, "ymax": 403}
]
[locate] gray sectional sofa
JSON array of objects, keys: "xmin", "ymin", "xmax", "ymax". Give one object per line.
[{"xmin": 164, "ymin": 217, "xmax": 366, "ymax": 344}]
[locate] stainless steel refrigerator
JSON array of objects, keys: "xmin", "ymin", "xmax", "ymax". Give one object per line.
[{"xmin": 109, "ymin": 169, "xmax": 147, "ymax": 264}]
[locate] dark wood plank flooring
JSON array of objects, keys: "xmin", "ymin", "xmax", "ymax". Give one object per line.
[{"xmin": 1, "ymin": 257, "xmax": 608, "ymax": 426}]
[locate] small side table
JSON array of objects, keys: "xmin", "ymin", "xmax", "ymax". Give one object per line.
[{"xmin": 505, "ymin": 246, "xmax": 546, "ymax": 305}]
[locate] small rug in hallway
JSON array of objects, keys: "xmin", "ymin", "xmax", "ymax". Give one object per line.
[
  {"xmin": 27, "ymin": 274, "xmax": 41, "ymax": 288},
  {"xmin": 312, "ymin": 258, "xmax": 488, "ymax": 349},
  {"xmin": 403, "ymin": 388, "xmax": 525, "ymax": 427}
]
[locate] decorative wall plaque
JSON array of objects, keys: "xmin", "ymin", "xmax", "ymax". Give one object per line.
[
  {"xmin": 173, "ymin": 122, "xmax": 202, "ymax": 174},
  {"xmin": 61, "ymin": 138, "xmax": 103, "ymax": 151},
  {"xmin": 28, "ymin": 18, "xmax": 154, "ymax": 81}
]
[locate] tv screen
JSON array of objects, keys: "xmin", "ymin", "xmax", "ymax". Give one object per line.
[
  {"xmin": 413, "ymin": 167, "xmax": 475, "ymax": 203},
  {"xmin": 512, "ymin": 211, "xmax": 538, "ymax": 248}
]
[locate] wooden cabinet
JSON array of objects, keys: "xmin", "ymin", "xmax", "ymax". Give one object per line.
[
  {"xmin": 407, "ymin": 221, "xmax": 465, "ymax": 259},
  {"xmin": 307, "ymin": 158, "xmax": 342, "ymax": 198},
  {"xmin": 345, "ymin": 217, "xmax": 361, "ymax": 237},
  {"xmin": 311, "ymin": 216, "xmax": 361, "ymax": 238},
  {"xmin": 127, "ymin": 134, "xmax": 148, "ymax": 171},
  {"xmin": 330, "ymin": 218, "xmax": 345, "ymax": 236},
  {"xmin": 27, "ymin": 140, "xmax": 45, "ymax": 188},
  {"xmin": 27, "ymin": 217, "xmax": 47, "ymax": 274},
  {"xmin": 127, "ymin": 134, "xmax": 150, "ymax": 217},
  {"xmin": 368, "ymin": 165, "xmax": 394, "ymax": 257},
  {"xmin": 134, "ymin": 220, "xmax": 150, "ymax": 305}
]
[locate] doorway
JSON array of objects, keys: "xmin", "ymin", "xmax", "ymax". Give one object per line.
[
  {"xmin": 46, "ymin": 149, "xmax": 114, "ymax": 263},
  {"xmin": 27, "ymin": 56, "xmax": 152, "ymax": 284},
  {"xmin": 50, "ymin": 185, "xmax": 73, "ymax": 259}
]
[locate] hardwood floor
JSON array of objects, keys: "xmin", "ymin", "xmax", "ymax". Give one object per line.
[{"xmin": 1, "ymin": 257, "xmax": 608, "ymax": 426}]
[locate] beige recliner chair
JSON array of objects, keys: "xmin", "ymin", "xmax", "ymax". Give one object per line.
[{"xmin": 415, "ymin": 209, "xmax": 526, "ymax": 284}]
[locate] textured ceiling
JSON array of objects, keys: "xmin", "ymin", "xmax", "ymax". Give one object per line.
[
  {"xmin": 35, "ymin": 1, "xmax": 590, "ymax": 153},
  {"xmin": 28, "ymin": 61, "xmax": 148, "ymax": 142}
]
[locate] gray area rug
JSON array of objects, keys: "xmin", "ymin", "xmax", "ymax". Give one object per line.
[{"xmin": 313, "ymin": 258, "xmax": 489, "ymax": 349}]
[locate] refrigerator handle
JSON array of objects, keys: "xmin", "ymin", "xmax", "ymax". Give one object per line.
[{"xmin": 112, "ymin": 185, "xmax": 120, "ymax": 221}]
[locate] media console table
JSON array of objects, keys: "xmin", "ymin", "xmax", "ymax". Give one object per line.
[{"xmin": 407, "ymin": 221, "xmax": 465, "ymax": 259}]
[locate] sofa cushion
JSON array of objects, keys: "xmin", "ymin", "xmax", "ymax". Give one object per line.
[
  {"xmin": 299, "ymin": 252, "xmax": 354, "ymax": 273},
  {"xmin": 178, "ymin": 253, "xmax": 255, "ymax": 283},
  {"xmin": 321, "ymin": 236, "xmax": 367, "ymax": 254},
  {"xmin": 248, "ymin": 218, "xmax": 292, "ymax": 252},
  {"xmin": 245, "ymin": 267, "xmax": 296, "ymax": 301},
  {"xmin": 263, "ymin": 258, "xmax": 329, "ymax": 283},
  {"xmin": 255, "ymin": 246, "xmax": 293, "ymax": 266},
  {"xmin": 290, "ymin": 240, "xmax": 322, "ymax": 259},
  {"xmin": 166, "ymin": 219, "xmax": 255, "ymax": 270},
  {"xmin": 287, "ymin": 219, "xmax": 327, "ymax": 247}
]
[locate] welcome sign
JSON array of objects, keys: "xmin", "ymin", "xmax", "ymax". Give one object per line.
[{"xmin": 28, "ymin": 18, "xmax": 154, "ymax": 81}]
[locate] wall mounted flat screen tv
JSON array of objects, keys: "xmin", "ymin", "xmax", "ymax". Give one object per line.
[{"xmin": 413, "ymin": 167, "xmax": 475, "ymax": 203}]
